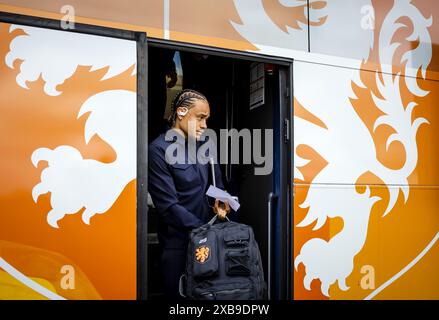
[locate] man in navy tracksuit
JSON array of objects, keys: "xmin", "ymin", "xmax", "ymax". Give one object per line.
[{"xmin": 148, "ymin": 89, "xmax": 230, "ymax": 299}]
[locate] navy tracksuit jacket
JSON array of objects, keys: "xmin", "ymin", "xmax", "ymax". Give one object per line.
[{"xmin": 148, "ymin": 131, "xmax": 225, "ymax": 298}]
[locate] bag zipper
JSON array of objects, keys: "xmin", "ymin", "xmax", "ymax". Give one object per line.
[{"xmin": 200, "ymin": 287, "xmax": 251, "ymax": 298}]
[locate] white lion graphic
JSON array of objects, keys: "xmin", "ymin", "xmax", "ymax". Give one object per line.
[
  {"xmin": 31, "ymin": 90, "xmax": 136, "ymax": 228},
  {"xmin": 232, "ymin": 0, "xmax": 432, "ymax": 296},
  {"xmin": 5, "ymin": 25, "xmax": 136, "ymax": 96},
  {"xmin": 4, "ymin": 25, "xmax": 137, "ymax": 229}
]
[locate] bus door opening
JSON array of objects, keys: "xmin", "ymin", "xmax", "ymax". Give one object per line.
[{"xmin": 146, "ymin": 46, "xmax": 291, "ymax": 300}]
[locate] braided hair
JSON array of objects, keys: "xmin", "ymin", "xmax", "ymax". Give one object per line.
[{"xmin": 168, "ymin": 89, "xmax": 208, "ymax": 127}]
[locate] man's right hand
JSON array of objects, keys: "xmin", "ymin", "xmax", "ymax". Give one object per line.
[{"xmin": 213, "ymin": 199, "xmax": 230, "ymax": 220}]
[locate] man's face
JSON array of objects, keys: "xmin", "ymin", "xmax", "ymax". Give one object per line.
[{"xmin": 178, "ymin": 100, "xmax": 210, "ymax": 140}]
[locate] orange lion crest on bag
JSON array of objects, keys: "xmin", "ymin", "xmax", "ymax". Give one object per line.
[{"xmin": 195, "ymin": 246, "xmax": 210, "ymax": 264}]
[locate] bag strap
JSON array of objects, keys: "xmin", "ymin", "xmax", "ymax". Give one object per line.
[
  {"xmin": 179, "ymin": 274, "xmax": 187, "ymax": 298},
  {"xmin": 208, "ymin": 214, "xmax": 230, "ymax": 226}
]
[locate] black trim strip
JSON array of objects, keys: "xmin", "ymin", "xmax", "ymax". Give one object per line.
[
  {"xmin": 136, "ymin": 32, "xmax": 148, "ymax": 301},
  {"xmin": 149, "ymin": 38, "xmax": 294, "ymax": 66},
  {"xmin": 0, "ymin": 11, "xmax": 137, "ymax": 40},
  {"xmin": 307, "ymin": 0, "xmax": 310, "ymax": 52},
  {"xmin": 287, "ymin": 62, "xmax": 294, "ymax": 300},
  {"xmin": 277, "ymin": 64, "xmax": 293, "ymax": 300}
]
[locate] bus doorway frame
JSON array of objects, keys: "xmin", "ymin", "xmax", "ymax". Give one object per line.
[{"xmin": 148, "ymin": 39, "xmax": 294, "ymax": 301}]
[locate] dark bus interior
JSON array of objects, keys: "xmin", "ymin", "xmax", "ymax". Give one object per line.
[{"xmin": 146, "ymin": 45, "xmax": 291, "ymax": 300}]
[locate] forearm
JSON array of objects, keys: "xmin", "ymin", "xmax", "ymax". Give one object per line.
[{"xmin": 160, "ymin": 203, "xmax": 204, "ymax": 230}]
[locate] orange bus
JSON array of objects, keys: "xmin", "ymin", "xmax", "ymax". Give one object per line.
[{"xmin": 0, "ymin": 0, "xmax": 438, "ymax": 300}]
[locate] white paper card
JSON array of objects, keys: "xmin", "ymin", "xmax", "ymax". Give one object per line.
[{"xmin": 206, "ymin": 185, "xmax": 240, "ymax": 211}]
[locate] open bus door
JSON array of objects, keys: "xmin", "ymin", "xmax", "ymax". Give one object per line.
[{"xmin": 0, "ymin": 12, "xmax": 147, "ymax": 300}]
